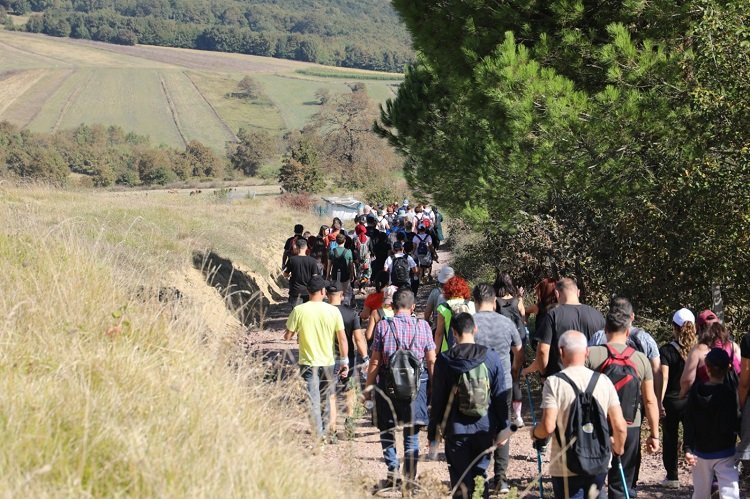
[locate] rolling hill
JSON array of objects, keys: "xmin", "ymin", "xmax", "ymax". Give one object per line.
[{"xmin": 0, "ymin": 30, "xmax": 403, "ymax": 150}]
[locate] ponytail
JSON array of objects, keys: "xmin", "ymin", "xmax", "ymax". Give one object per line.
[{"xmin": 677, "ymin": 321, "xmax": 697, "ymax": 360}]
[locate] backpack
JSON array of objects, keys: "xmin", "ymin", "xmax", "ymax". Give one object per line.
[
  {"xmin": 598, "ymin": 344, "xmax": 641, "ymax": 424},
  {"xmin": 497, "ymin": 297, "xmax": 526, "ymax": 340},
  {"xmin": 554, "ymin": 372, "xmax": 611, "ymax": 476},
  {"xmin": 383, "ymin": 318, "xmax": 422, "ymax": 402},
  {"xmin": 330, "ymin": 247, "xmax": 351, "ymax": 282},
  {"xmin": 391, "ymin": 255, "xmax": 411, "ymax": 287},
  {"xmin": 437, "ymin": 300, "xmax": 472, "ymax": 352},
  {"xmin": 416, "ymin": 234, "xmax": 430, "ymax": 256},
  {"xmin": 456, "ymin": 362, "xmax": 491, "ymax": 417},
  {"xmin": 626, "ymin": 327, "xmax": 646, "ymax": 354},
  {"xmin": 356, "ymin": 236, "xmax": 371, "ymax": 267}
]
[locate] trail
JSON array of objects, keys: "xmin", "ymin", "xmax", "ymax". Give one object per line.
[
  {"xmin": 159, "ymin": 73, "xmax": 188, "ymax": 147},
  {"xmin": 252, "ymin": 248, "xmax": 693, "ymax": 498}
]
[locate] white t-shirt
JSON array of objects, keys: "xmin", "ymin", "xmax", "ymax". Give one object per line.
[
  {"xmin": 384, "ymin": 252, "xmax": 417, "ymax": 274},
  {"xmin": 412, "ymin": 233, "xmax": 433, "ymax": 249},
  {"xmin": 541, "ymin": 365, "xmax": 620, "ymax": 477}
]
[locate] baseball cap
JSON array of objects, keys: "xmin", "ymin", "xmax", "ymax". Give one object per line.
[
  {"xmin": 325, "ymin": 281, "xmax": 342, "ymax": 294},
  {"xmin": 672, "ymin": 308, "xmax": 695, "ymax": 327},
  {"xmin": 697, "ymin": 309, "xmax": 720, "ymax": 327},
  {"xmin": 417, "ymin": 223, "xmax": 426, "ymax": 230},
  {"xmin": 437, "ymin": 266, "xmax": 455, "ymax": 284},
  {"xmin": 307, "ymin": 275, "xmax": 328, "ymax": 293},
  {"xmin": 383, "ymin": 285, "xmax": 398, "ymax": 305},
  {"xmin": 403, "ymin": 199, "xmax": 409, "ymax": 206},
  {"xmin": 393, "ymin": 241, "xmax": 403, "ymax": 251},
  {"xmin": 705, "ymin": 347, "xmax": 731, "ymax": 369}
]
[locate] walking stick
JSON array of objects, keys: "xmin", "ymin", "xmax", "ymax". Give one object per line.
[
  {"xmin": 616, "ymin": 456, "xmax": 631, "ymax": 499},
  {"xmin": 526, "ymin": 376, "xmax": 544, "ymax": 499}
]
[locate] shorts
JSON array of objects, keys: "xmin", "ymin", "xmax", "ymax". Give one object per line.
[{"xmin": 417, "ymin": 254, "xmax": 432, "ymax": 268}]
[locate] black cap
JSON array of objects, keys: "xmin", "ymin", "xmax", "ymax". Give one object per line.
[
  {"xmin": 325, "ymin": 281, "xmax": 343, "ymax": 294},
  {"xmin": 393, "ymin": 241, "xmax": 403, "ymax": 251},
  {"xmin": 307, "ymin": 275, "xmax": 328, "ymax": 293}
]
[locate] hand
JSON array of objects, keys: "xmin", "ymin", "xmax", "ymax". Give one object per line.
[
  {"xmin": 518, "ymin": 287, "xmax": 525, "ymax": 297},
  {"xmin": 532, "ymin": 437, "xmax": 549, "ymax": 452},
  {"xmin": 338, "ymin": 364, "xmax": 349, "ymax": 378},
  {"xmin": 521, "ymin": 366, "xmax": 534, "ymax": 377},
  {"xmin": 646, "ymin": 435, "xmax": 660, "ymax": 454},
  {"xmin": 362, "ymin": 387, "xmax": 373, "ymax": 401},
  {"xmin": 659, "ymin": 404, "xmax": 666, "ymax": 419},
  {"xmin": 685, "ymin": 452, "xmax": 697, "ymax": 467}
]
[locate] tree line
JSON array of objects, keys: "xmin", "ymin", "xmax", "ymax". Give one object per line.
[
  {"xmin": 1, "ymin": 0, "xmax": 413, "ymax": 72},
  {"xmin": 377, "ymin": 0, "xmax": 750, "ymax": 332}
]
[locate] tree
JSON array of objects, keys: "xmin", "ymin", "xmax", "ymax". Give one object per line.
[
  {"xmin": 378, "ymin": 0, "xmax": 750, "ymax": 329},
  {"xmin": 278, "ymin": 137, "xmax": 323, "ymax": 194},
  {"xmin": 137, "ymin": 149, "xmax": 175, "ymax": 185},
  {"xmin": 234, "ymin": 76, "xmax": 260, "ymax": 100},
  {"xmin": 229, "ymin": 128, "xmax": 277, "ymax": 176},
  {"xmin": 184, "ymin": 140, "xmax": 223, "ymax": 178}
]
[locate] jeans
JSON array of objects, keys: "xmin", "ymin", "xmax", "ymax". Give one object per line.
[
  {"xmin": 604, "ymin": 426, "xmax": 641, "ymax": 499},
  {"xmin": 662, "ymin": 397, "xmax": 687, "ymax": 480},
  {"xmin": 381, "ymin": 424, "xmax": 420, "ymax": 480},
  {"xmin": 493, "ymin": 389, "xmax": 513, "ymax": 480},
  {"xmin": 300, "ymin": 365, "xmax": 334, "ymax": 438},
  {"xmin": 552, "ymin": 473, "xmax": 606, "ymax": 499},
  {"xmin": 446, "ymin": 432, "xmax": 494, "ymax": 499},
  {"xmin": 692, "ymin": 455, "xmax": 739, "ymax": 499}
]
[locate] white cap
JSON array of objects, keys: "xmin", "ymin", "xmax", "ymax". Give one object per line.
[
  {"xmin": 403, "ymin": 199, "xmax": 409, "ymax": 206},
  {"xmin": 672, "ymin": 308, "xmax": 695, "ymax": 327},
  {"xmin": 437, "ymin": 266, "xmax": 455, "ymax": 284}
]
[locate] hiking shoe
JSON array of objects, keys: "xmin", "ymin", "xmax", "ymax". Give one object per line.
[
  {"xmin": 372, "ymin": 475, "xmax": 402, "ymax": 493},
  {"xmin": 497, "ymin": 480, "xmax": 510, "ymax": 494},
  {"xmin": 661, "ymin": 479, "xmax": 680, "ymax": 489},
  {"xmin": 324, "ymin": 431, "xmax": 338, "ymax": 445},
  {"xmin": 512, "ymin": 415, "xmax": 525, "ymax": 428}
]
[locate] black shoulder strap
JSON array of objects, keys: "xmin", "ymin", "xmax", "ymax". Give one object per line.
[
  {"xmin": 386, "ymin": 317, "xmax": 401, "ymax": 350},
  {"xmin": 584, "ymin": 372, "xmax": 601, "ymax": 396}
]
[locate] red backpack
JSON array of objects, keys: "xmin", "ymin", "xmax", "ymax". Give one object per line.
[{"xmin": 598, "ymin": 344, "xmax": 641, "ymax": 424}]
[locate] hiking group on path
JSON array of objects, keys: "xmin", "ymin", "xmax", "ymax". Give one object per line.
[{"xmin": 281, "ymin": 200, "xmax": 749, "ymax": 499}]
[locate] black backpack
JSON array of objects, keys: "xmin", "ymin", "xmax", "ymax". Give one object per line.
[
  {"xmin": 497, "ymin": 297, "xmax": 526, "ymax": 340},
  {"xmin": 383, "ymin": 318, "xmax": 422, "ymax": 401},
  {"xmin": 598, "ymin": 344, "xmax": 641, "ymax": 424},
  {"xmin": 331, "ymin": 247, "xmax": 351, "ymax": 281},
  {"xmin": 554, "ymin": 372, "xmax": 611, "ymax": 476},
  {"xmin": 391, "ymin": 255, "xmax": 411, "ymax": 287},
  {"xmin": 416, "ymin": 234, "xmax": 430, "ymax": 256}
]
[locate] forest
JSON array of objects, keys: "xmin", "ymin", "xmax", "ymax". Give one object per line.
[{"xmin": 1, "ymin": 0, "xmax": 413, "ymax": 71}]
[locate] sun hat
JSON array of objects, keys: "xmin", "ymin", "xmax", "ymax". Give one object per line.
[
  {"xmin": 437, "ymin": 266, "xmax": 455, "ymax": 284},
  {"xmin": 672, "ymin": 308, "xmax": 695, "ymax": 327}
]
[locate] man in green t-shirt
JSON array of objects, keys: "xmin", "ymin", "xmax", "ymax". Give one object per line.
[{"xmin": 285, "ymin": 275, "xmax": 348, "ymax": 440}]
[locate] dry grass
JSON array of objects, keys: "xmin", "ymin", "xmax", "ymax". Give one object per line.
[{"xmin": 0, "ymin": 185, "xmax": 348, "ymax": 497}]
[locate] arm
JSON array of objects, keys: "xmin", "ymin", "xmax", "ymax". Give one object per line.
[
  {"xmin": 659, "ymin": 365, "xmax": 669, "ymax": 416},
  {"xmin": 364, "ymin": 349, "xmax": 383, "ymax": 398},
  {"xmin": 434, "ymin": 313, "xmax": 445, "ymax": 354},
  {"xmin": 607, "ymin": 404, "xmax": 627, "ymax": 456},
  {"xmin": 679, "ymin": 347, "xmax": 701, "ymax": 398},
  {"xmin": 650, "ymin": 357, "xmax": 663, "ymax": 416},
  {"xmin": 532, "ymin": 407, "xmax": 558, "ymax": 439},
  {"xmin": 739, "ymin": 357, "xmax": 750, "ymax": 408},
  {"xmin": 641, "ymin": 379, "xmax": 660, "ymax": 452},
  {"xmin": 517, "ymin": 299, "xmax": 526, "ymax": 320},
  {"xmin": 522, "ymin": 342, "xmax": 550, "ymax": 376},
  {"xmin": 283, "ymin": 329, "xmax": 295, "ymax": 341},
  {"xmin": 352, "ymin": 329, "xmax": 368, "ymax": 358},
  {"xmin": 425, "ymin": 348, "xmax": 436, "ymax": 380},
  {"xmin": 511, "ymin": 344, "xmax": 523, "ymax": 382},
  {"xmin": 335, "ymin": 328, "xmax": 348, "ymax": 376},
  {"xmin": 365, "ymin": 310, "xmax": 380, "ymax": 342},
  {"xmin": 360, "ymin": 305, "xmax": 372, "ymax": 321}
]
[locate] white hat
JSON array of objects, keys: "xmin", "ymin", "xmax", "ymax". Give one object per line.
[
  {"xmin": 672, "ymin": 308, "xmax": 695, "ymax": 327},
  {"xmin": 437, "ymin": 266, "xmax": 455, "ymax": 284},
  {"xmin": 403, "ymin": 199, "xmax": 409, "ymax": 206}
]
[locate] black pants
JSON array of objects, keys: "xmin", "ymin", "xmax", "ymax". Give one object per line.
[
  {"xmin": 446, "ymin": 432, "xmax": 494, "ymax": 499},
  {"xmin": 493, "ymin": 389, "xmax": 513, "ymax": 479},
  {"xmin": 662, "ymin": 397, "xmax": 687, "ymax": 481},
  {"xmin": 603, "ymin": 426, "xmax": 641, "ymax": 499}
]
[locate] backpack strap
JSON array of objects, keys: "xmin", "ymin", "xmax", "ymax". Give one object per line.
[
  {"xmin": 584, "ymin": 372, "xmax": 601, "ymax": 395},
  {"xmin": 386, "ymin": 317, "xmax": 401, "ymax": 351}
]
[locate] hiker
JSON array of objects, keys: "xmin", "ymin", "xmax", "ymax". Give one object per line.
[
  {"xmin": 412, "ymin": 223, "xmax": 435, "ymax": 283},
  {"xmin": 657, "ymin": 308, "xmax": 697, "ymax": 489},
  {"xmin": 366, "ymin": 214, "xmax": 390, "ymax": 278},
  {"xmin": 282, "ymin": 224, "xmax": 304, "ymax": 270},
  {"xmin": 523, "ymin": 278, "xmax": 605, "ymax": 377},
  {"xmin": 354, "ymin": 223, "xmax": 371, "ymax": 290},
  {"xmin": 494, "ymin": 272, "xmax": 528, "ymax": 428},
  {"xmin": 283, "ymin": 238, "xmax": 320, "ymax": 306},
  {"xmin": 737, "ymin": 315, "xmax": 750, "ymax": 488},
  {"xmin": 376, "ymin": 209, "xmax": 391, "ymax": 233},
  {"xmin": 384, "ymin": 241, "xmax": 417, "ymax": 289},
  {"xmin": 472, "ymin": 284, "xmax": 522, "ymax": 494},
  {"xmin": 364, "ymin": 289, "xmax": 436, "ymax": 490},
  {"xmin": 326, "ymin": 281, "xmax": 369, "ymax": 437},
  {"xmin": 524, "ymin": 277, "xmax": 557, "ymax": 347},
  {"xmin": 584, "ymin": 297, "xmax": 660, "ymax": 499},
  {"xmin": 434, "ymin": 276, "xmax": 476, "ymax": 353},
  {"xmin": 685, "ymin": 347, "xmax": 741, "ymax": 499},
  {"xmin": 361, "ymin": 270, "xmax": 390, "ymax": 321},
  {"xmin": 432, "ymin": 205, "xmax": 444, "ymax": 251},
  {"xmin": 533, "ymin": 330, "xmax": 626, "ymax": 499},
  {"xmin": 424, "ymin": 266, "xmax": 455, "ymax": 330},
  {"xmin": 428, "ymin": 312, "xmax": 509, "ymax": 499},
  {"xmin": 679, "ymin": 321, "xmax": 740, "ymax": 399},
  {"xmin": 284, "ymin": 276, "xmax": 348, "ymax": 441},
  {"xmin": 365, "ymin": 285, "xmax": 397, "ymax": 343},
  {"xmin": 328, "ymin": 232, "xmax": 355, "ymax": 306},
  {"xmin": 383, "ymin": 206, "xmax": 398, "ymax": 231}
]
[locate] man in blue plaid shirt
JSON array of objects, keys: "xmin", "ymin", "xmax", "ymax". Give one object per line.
[{"xmin": 364, "ymin": 288, "xmax": 436, "ymax": 490}]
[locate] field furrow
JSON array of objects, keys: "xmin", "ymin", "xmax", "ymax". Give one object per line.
[
  {"xmin": 159, "ymin": 74, "xmax": 188, "ymax": 147},
  {"xmin": 180, "ymin": 71, "xmax": 238, "ymax": 143},
  {"xmin": 0, "ymin": 69, "xmax": 75, "ymax": 127},
  {"xmin": 52, "ymin": 70, "xmax": 95, "ymax": 132},
  {"xmin": 0, "ymin": 69, "xmax": 48, "ymax": 117}
]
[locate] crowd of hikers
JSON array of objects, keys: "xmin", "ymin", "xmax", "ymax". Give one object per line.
[{"xmin": 281, "ymin": 200, "xmax": 748, "ymax": 499}]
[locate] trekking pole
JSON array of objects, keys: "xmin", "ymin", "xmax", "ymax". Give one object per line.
[
  {"xmin": 526, "ymin": 376, "xmax": 544, "ymax": 499},
  {"xmin": 616, "ymin": 456, "xmax": 631, "ymax": 499}
]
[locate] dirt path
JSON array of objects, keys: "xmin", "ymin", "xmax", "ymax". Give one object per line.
[{"xmin": 252, "ymin": 249, "xmax": 693, "ymax": 498}]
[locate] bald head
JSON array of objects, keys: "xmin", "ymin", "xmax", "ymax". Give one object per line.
[
  {"xmin": 558, "ymin": 330, "xmax": 588, "ymax": 366},
  {"xmin": 555, "ymin": 278, "xmax": 580, "ymax": 305}
]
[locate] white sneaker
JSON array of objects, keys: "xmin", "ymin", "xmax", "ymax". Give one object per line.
[
  {"xmin": 512, "ymin": 415, "xmax": 525, "ymax": 428},
  {"xmin": 661, "ymin": 479, "xmax": 680, "ymax": 489}
]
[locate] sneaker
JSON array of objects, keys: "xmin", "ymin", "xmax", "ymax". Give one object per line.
[
  {"xmin": 661, "ymin": 479, "xmax": 680, "ymax": 489},
  {"xmin": 372, "ymin": 474, "xmax": 402, "ymax": 493},
  {"xmin": 512, "ymin": 415, "xmax": 525, "ymax": 428},
  {"xmin": 497, "ymin": 480, "xmax": 510, "ymax": 494}
]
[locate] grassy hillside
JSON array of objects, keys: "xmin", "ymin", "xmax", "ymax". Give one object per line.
[
  {"xmin": 0, "ymin": 30, "xmax": 402, "ymax": 150},
  {"xmin": 0, "ymin": 184, "xmax": 346, "ymax": 495}
]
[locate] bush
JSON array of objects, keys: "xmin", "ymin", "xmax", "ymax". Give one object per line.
[{"xmin": 277, "ymin": 192, "xmax": 315, "ymax": 212}]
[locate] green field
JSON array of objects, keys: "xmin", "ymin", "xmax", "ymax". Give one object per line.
[{"xmin": 0, "ymin": 30, "xmax": 404, "ymax": 150}]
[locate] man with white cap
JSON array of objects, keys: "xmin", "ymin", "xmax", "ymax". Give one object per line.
[{"xmin": 424, "ymin": 266, "xmax": 454, "ymax": 329}]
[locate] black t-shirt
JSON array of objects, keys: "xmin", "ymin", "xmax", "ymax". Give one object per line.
[
  {"xmin": 335, "ymin": 304, "xmax": 362, "ymax": 360},
  {"xmin": 741, "ymin": 333, "xmax": 750, "ymax": 359},
  {"xmin": 368, "ymin": 228, "xmax": 390, "ymax": 260},
  {"xmin": 537, "ymin": 303, "xmax": 605, "ymax": 376},
  {"xmin": 286, "ymin": 255, "xmax": 320, "ymax": 296},
  {"xmin": 659, "ymin": 341, "xmax": 685, "ymax": 400}
]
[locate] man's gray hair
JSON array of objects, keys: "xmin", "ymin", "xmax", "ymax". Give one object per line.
[{"xmin": 558, "ymin": 330, "xmax": 588, "ymax": 353}]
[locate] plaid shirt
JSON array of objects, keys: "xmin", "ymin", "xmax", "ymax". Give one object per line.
[{"xmin": 372, "ymin": 312, "xmax": 436, "ymax": 364}]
